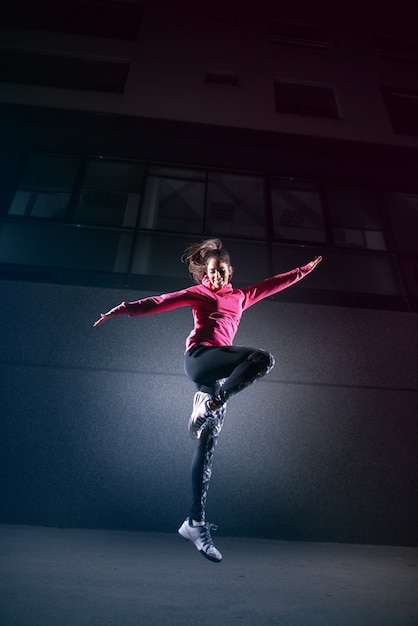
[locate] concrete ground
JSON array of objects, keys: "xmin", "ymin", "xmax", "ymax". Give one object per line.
[{"xmin": 0, "ymin": 524, "xmax": 417, "ymax": 626}]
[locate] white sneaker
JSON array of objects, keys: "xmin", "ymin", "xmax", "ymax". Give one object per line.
[
  {"xmin": 178, "ymin": 518, "xmax": 222, "ymax": 562},
  {"xmin": 188, "ymin": 392, "xmax": 214, "ymax": 440}
]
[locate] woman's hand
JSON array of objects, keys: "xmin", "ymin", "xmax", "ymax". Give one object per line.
[
  {"xmin": 93, "ymin": 312, "xmax": 112, "ymax": 327},
  {"xmin": 307, "ymin": 255, "xmax": 323, "ymax": 270}
]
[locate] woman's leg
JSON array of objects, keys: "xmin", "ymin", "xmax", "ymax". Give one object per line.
[
  {"xmin": 189, "ymin": 404, "xmax": 226, "ymax": 522},
  {"xmin": 184, "ymin": 344, "xmax": 274, "ymax": 508},
  {"xmin": 184, "ymin": 345, "xmax": 275, "ymax": 405},
  {"xmin": 181, "ymin": 345, "xmax": 273, "ymax": 560},
  {"xmin": 178, "ymin": 405, "xmax": 225, "ymax": 563}
]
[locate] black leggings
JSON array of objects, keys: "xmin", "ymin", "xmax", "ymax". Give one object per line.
[
  {"xmin": 184, "ymin": 345, "xmax": 275, "ymax": 521},
  {"xmin": 184, "ymin": 345, "xmax": 275, "ymax": 405}
]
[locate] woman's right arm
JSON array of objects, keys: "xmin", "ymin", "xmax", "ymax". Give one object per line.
[
  {"xmin": 93, "ymin": 310, "xmax": 116, "ymax": 327},
  {"xmin": 93, "ymin": 287, "xmax": 202, "ymax": 327}
]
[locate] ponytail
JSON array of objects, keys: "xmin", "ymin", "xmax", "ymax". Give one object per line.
[{"xmin": 182, "ymin": 239, "xmax": 231, "ymax": 284}]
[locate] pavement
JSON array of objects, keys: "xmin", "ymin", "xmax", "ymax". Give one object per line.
[{"xmin": 0, "ymin": 524, "xmax": 417, "ymax": 626}]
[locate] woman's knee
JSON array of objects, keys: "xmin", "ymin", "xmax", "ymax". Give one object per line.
[{"xmin": 247, "ymin": 349, "xmax": 275, "ymax": 374}]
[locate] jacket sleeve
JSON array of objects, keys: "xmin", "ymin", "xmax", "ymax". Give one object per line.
[
  {"xmin": 107, "ymin": 287, "xmax": 201, "ymax": 318},
  {"xmin": 241, "ymin": 264, "xmax": 313, "ymax": 309}
]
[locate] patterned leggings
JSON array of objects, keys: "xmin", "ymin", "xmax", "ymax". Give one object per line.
[{"xmin": 184, "ymin": 345, "xmax": 275, "ymax": 521}]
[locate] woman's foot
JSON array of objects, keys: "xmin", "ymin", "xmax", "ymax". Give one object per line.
[
  {"xmin": 188, "ymin": 392, "xmax": 216, "ymax": 439},
  {"xmin": 178, "ymin": 517, "xmax": 222, "ymax": 562}
]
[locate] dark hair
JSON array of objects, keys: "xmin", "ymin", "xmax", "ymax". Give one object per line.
[{"xmin": 182, "ymin": 238, "xmax": 232, "ymax": 284}]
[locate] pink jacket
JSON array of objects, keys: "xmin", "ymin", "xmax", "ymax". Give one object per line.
[{"xmin": 109, "ymin": 264, "xmax": 313, "ymax": 351}]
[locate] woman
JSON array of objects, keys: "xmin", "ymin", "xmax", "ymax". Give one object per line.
[{"xmin": 94, "ymin": 239, "xmax": 322, "ymax": 563}]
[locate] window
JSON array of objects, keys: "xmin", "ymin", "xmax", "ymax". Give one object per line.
[
  {"xmin": 206, "ymin": 172, "xmax": 265, "ymax": 239},
  {"xmin": 1, "ymin": 149, "xmax": 412, "ymax": 310},
  {"xmin": 326, "ymin": 185, "xmax": 387, "ymax": 251},
  {"xmin": 206, "ymin": 70, "xmax": 239, "ymax": 87},
  {"xmin": 8, "ymin": 154, "xmax": 80, "ymax": 220},
  {"xmin": 381, "ymin": 87, "xmax": 418, "ymax": 136},
  {"xmin": 210, "ymin": 13, "xmax": 239, "ymax": 25},
  {"xmin": 130, "ymin": 235, "xmax": 270, "ymax": 284},
  {"xmin": 271, "ymin": 245, "xmax": 403, "ymax": 298},
  {"xmin": 220, "ymin": 239, "xmax": 270, "ymax": 283},
  {"xmin": 384, "ymin": 192, "xmax": 418, "ymax": 304},
  {"xmin": 384, "ymin": 192, "xmax": 418, "ymax": 257},
  {"xmin": 139, "ymin": 166, "xmax": 206, "ymax": 233},
  {"xmin": 271, "ymin": 179, "xmax": 326, "ymax": 243},
  {"xmin": 1, "ymin": 0, "xmax": 144, "ymax": 41},
  {"xmin": 274, "ymin": 80, "xmax": 340, "ymax": 119},
  {"xmin": 268, "ymin": 20, "xmax": 332, "ymax": 49},
  {"xmin": 74, "ymin": 159, "xmax": 144, "ymax": 228},
  {"xmin": 376, "ymin": 36, "xmax": 418, "ymax": 64},
  {"xmin": 0, "ymin": 150, "xmax": 21, "ymax": 218},
  {"xmin": 0, "ymin": 221, "xmax": 133, "ymax": 273},
  {"xmin": 140, "ymin": 168, "xmax": 265, "ymax": 239},
  {"xmin": 131, "ymin": 233, "xmax": 200, "ymax": 280},
  {"xmin": 0, "ymin": 49, "xmax": 130, "ymax": 93}
]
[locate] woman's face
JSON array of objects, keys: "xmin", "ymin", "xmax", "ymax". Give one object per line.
[{"xmin": 206, "ymin": 257, "xmax": 233, "ymax": 289}]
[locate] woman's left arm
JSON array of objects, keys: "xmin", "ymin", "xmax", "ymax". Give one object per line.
[
  {"xmin": 242, "ymin": 255, "xmax": 323, "ymax": 308},
  {"xmin": 306, "ymin": 255, "xmax": 322, "ymax": 271}
]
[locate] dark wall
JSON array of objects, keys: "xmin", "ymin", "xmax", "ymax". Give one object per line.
[{"xmin": 1, "ymin": 278, "xmax": 417, "ymax": 545}]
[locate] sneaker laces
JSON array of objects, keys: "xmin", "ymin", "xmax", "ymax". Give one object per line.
[
  {"xmin": 199, "ymin": 523, "xmax": 218, "ymax": 549},
  {"xmin": 194, "ymin": 414, "xmax": 210, "ymax": 428},
  {"xmin": 193, "ymin": 402, "xmax": 218, "ymax": 434}
]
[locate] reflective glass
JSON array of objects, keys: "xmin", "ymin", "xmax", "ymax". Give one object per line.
[
  {"xmin": 74, "ymin": 159, "xmax": 144, "ymax": 227},
  {"xmin": 83, "ymin": 159, "xmax": 144, "ymax": 190},
  {"xmin": 9, "ymin": 190, "xmax": 70, "ymax": 219},
  {"xmin": 272, "ymin": 245, "xmax": 403, "ymax": 296},
  {"xmin": 327, "ymin": 185, "xmax": 387, "ymax": 251},
  {"xmin": 206, "ymin": 172, "xmax": 265, "ymax": 239},
  {"xmin": 0, "ymin": 222, "xmax": 133, "ymax": 273},
  {"xmin": 131, "ymin": 233, "xmax": 197, "ymax": 278},
  {"xmin": 8, "ymin": 191, "xmax": 32, "ymax": 216},
  {"xmin": 384, "ymin": 192, "xmax": 418, "ymax": 255},
  {"xmin": 19, "ymin": 154, "xmax": 80, "ymax": 191},
  {"xmin": 271, "ymin": 179, "xmax": 326, "ymax": 243},
  {"xmin": 140, "ymin": 167, "xmax": 205, "ymax": 233},
  {"xmin": 75, "ymin": 190, "xmax": 140, "ymax": 227}
]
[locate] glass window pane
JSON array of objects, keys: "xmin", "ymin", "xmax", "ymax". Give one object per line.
[
  {"xmin": 9, "ymin": 190, "xmax": 70, "ymax": 219},
  {"xmin": 0, "ymin": 222, "xmax": 133, "ymax": 272},
  {"xmin": 384, "ymin": 192, "xmax": 418, "ymax": 304},
  {"xmin": 271, "ymin": 179, "xmax": 326, "ymax": 243},
  {"xmin": 8, "ymin": 190, "xmax": 32, "ymax": 216},
  {"xmin": 0, "ymin": 150, "xmax": 23, "ymax": 217},
  {"xmin": 140, "ymin": 167, "xmax": 205, "ymax": 233},
  {"xmin": 397, "ymin": 258, "xmax": 418, "ymax": 303},
  {"xmin": 219, "ymin": 239, "xmax": 270, "ymax": 283},
  {"xmin": 384, "ymin": 192, "xmax": 418, "ymax": 256},
  {"xmin": 83, "ymin": 159, "xmax": 144, "ymax": 190},
  {"xmin": 130, "ymin": 234, "xmax": 270, "ymax": 284},
  {"xmin": 333, "ymin": 228, "xmax": 365, "ymax": 247},
  {"xmin": 31, "ymin": 192, "xmax": 70, "ymax": 219},
  {"xmin": 75, "ymin": 159, "xmax": 144, "ymax": 227},
  {"xmin": 20, "ymin": 154, "xmax": 80, "ymax": 191},
  {"xmin": 74, "ymin": 190, "xmax": 140, "ymax": 227},
  {"xmin": 131, "ymin": 233, "xmax": 197, "ymax": 278},
  {"xmin": 272, "ymin": 246, "xmax": 403, "ymax": 296},
  {"xmin": 147, "ymin": 166, "xmax": 204, "ymax": 181},
  {"xmin": 327, "ymin": 185, "xmax": 387, "ymax": 251},
  {"xmin": 206, "ymin": 172, "xmax": 265, "ymax": 239},
  {"xmin": 333, "ymin": 228, "xmax": 387, "ymax": 251}
]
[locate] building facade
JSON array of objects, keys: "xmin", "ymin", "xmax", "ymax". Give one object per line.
[{"xmin": 1, "ymin": 0, "xmax": 417, "ymax": 543}]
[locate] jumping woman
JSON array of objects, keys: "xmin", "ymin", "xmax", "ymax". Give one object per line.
[{"xmin": 94, "ymin": 239, "xmax": 322, "ymax": 563}]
